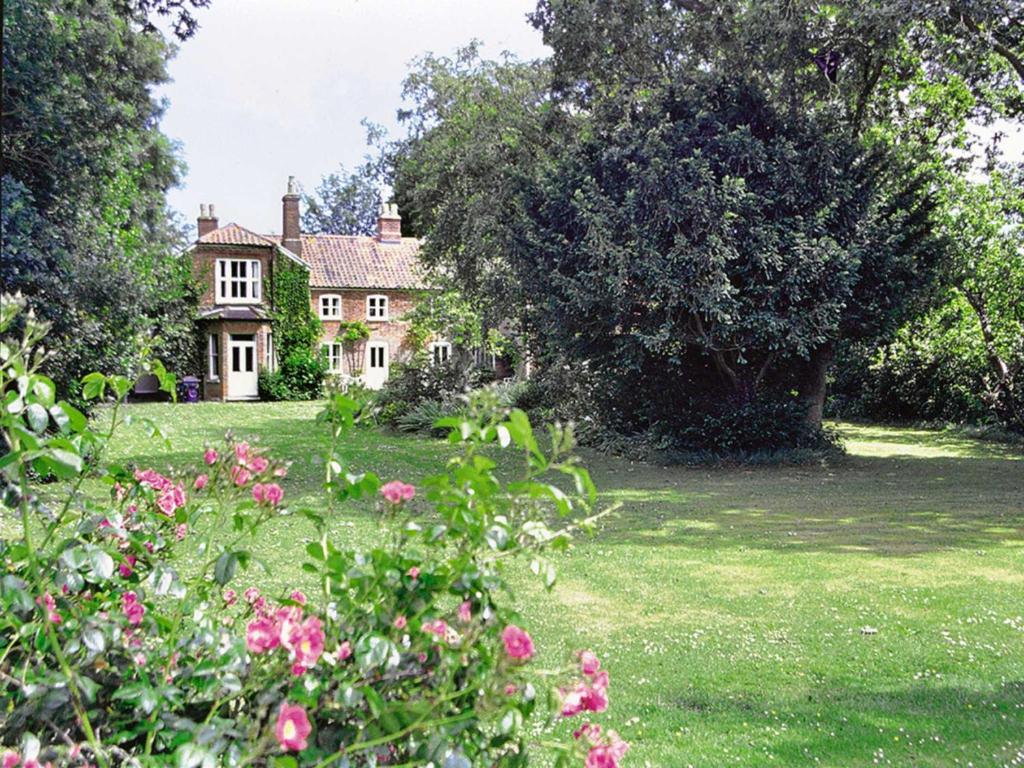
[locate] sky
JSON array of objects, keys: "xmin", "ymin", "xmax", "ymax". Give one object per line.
[
  {"xmin": 158, "ymin": 0, "xmax": 549, "ymax": 235},
  {"xmin": 158, "ymin": 1, "xmax": 1022, "ymax": 236}
]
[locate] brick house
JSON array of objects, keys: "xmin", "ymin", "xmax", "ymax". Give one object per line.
[{"xmin": 190, "ymin": 178, "xmax": 443, "ymax": 401}]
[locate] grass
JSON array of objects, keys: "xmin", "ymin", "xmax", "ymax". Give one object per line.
[{"xmin": 105, "ymin": 402, "xmax": 1023, "ymax": 766}]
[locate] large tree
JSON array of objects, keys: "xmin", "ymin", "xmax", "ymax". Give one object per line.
[
  {"xmin": 1, "ymin": 0, "xmax": 205, "ymax": 397},
  {"xmin": 301, "ymin": 163, "xmax": 382, "ymax": 236}
]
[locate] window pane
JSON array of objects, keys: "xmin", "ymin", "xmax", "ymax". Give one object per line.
[{"xmin": 232, "ymin": 346, "xmax": 240, "ymax": 372}]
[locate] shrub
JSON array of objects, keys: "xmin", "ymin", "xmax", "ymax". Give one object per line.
[
  {"xmin": 377, "ymin": 356, "xmax": 488, "ymax": 427},
  {"xmin": 0, "ymin": 296, "xmax": 628, "ymax": 767},
  {"xmin": 394, "ymin": 398, "xmax": 462, "ymax": 436},
  {"xmin": 281, "ymin": 349, "xmax": 328, "ymax": 400}
]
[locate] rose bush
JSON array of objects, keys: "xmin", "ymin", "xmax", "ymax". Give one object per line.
[{"xmin": 0, "ymin": 295, "xmax": 628, "ymax": 767}]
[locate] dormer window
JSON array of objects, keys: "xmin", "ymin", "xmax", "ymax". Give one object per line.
[
  {"xmin": 319, "ymin": 294, "xmax": 342, "ymax": 319},
  {"xmin": 367, "ymin": 294, "xmax": 389, "ymax": 321},
  {"xmin": 216, "ymin": 259, "xmax": 261, "ymax": 304}
]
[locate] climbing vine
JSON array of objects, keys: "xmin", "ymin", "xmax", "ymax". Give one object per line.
[{"xmin": 267, "ymin": 256, "xmax": 320, "ymax": 359}]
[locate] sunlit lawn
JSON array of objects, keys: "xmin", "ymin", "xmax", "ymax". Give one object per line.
[{"xmin": 107, "ymin": 402, "xmax": 1023, "ymax": 767}]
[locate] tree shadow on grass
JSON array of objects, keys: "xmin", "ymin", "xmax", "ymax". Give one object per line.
[
  {"xmin": 641, "ymin": 679, "xmax": 1024, "ymax": 766},
  {"xmin": 588, "ymin": 451, "xmax": 1024, "ymax": 556}
]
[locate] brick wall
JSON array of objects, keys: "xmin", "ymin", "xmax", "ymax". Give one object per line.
[
  {"xmin": 193, "ymin": 246, "xmax": 275, "ymax": 309},
  {"xmin": 311, "ymin": 288, "xmax": 420, "ymax": 376}
]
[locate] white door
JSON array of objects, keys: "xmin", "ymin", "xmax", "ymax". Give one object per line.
[
  {"xmin": 364, "ymin": 341, "xmax": 389, "ymax": 389},
  {"xmin": 227, "ymin": 334, "xmax": 258, "ymax": 400}
]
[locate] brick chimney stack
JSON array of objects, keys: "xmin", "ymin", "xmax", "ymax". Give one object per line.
[
  {"xmin": 197, "ymin": 203, "xmax": 218, "ymax": 238},
  {"xmin": 282, "ymin": 176, "xmax": 302, "ymax": 258},
  {"xmin": 376, "ymin": 202, "xmax": 402, "ymax": 243}
]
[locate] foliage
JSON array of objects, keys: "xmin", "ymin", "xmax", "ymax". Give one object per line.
[
  {"xmin": 832, "ymin": 168, "xmax": 1024, "ymax": 430},
  {"xmin": 390, "ymin": 44, "xmax": 557, "ymax": 319},
  {"xmin": 387, "ymin": 0, "xmax": 1024, "ymax": 450},
  {"xmin": 264, "ymin": 256, "xmax": 324, "ymax": 399},
  {"xmin": 377, "ymin": 355, "xmax": 493, "ymax": 429},
  {"xmin": 301, "ymin": 163, "xmax": 382, "ymax": 236},
  {"xmin": 335, "ymin": 320, "xmax": 371, "ymax": 375},
  {"xmin": 269, "ymin": 257, "xmax": 321, "ymax": 357},
  {"xmin": 394, "ymin": 399, "xmax": 462, "ymax": 437},
  {"xmin": 1, "ymin": 0, "xmax": 201, "ymax": 401},
  {"xmin": 0, "ymin": 296, "xmax": 628, "ymax": 766}
]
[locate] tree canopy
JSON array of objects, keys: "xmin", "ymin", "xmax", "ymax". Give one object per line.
[{"xmin": 2, "ymin": 0, "xmax": 202, "ymax": 398}]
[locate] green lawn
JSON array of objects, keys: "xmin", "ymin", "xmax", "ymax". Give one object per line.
[{"xmin": 108, "ymin": 402, "xmax": 1023, "ymax": 767}]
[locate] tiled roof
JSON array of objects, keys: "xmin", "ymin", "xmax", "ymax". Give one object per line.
[
  {"xmin": 264, "ymin": 233, "xmax": 428, "ymax": 290},
  {"xmin": 196, "ymin": 224, "xmax": 308, "ymax": 268},
  {"xmin": 198, "ymin": 223, "xmax": 277, "ymax": 248}
]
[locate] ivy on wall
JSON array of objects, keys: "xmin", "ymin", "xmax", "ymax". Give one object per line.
[{"xmin": 267, "ymin": 255, "xmax": 320, "ymax": 360}]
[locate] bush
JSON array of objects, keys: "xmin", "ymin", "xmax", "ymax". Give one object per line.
[
  {"xmin": 260, "ymin": 350, "xmax": 329, "ymax": 401},
  {"xmin": 0, "ymin": 297, "xmax": 629, "ymax": 767},
  {"xmin": 377, "ymin": 356, "xmax": 490, "ymax": 427},
  {"xmin": 394, "ymin": 398, "xmax": 462, "ymax": 436}
]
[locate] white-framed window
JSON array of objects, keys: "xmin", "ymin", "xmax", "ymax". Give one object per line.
[
  {"xmin": 207, "ymin": 333, "xmax": 220, "ymax": 380},
  {"xmin": 319, "ymin": 294, "xmax": 342, "ymax": 319},
  {"xmin": 429, "ymin": 340, "xmax": 452, "ymax": 366},
  {"xmin": 368, "ymin": 342, "xmax": 388, "ymax": 369},
  {"xmin": 366, "ymin": 294, "xmax": 389, "ymax": 321},
  {"xmin": 216, "ymin": 259, "xmax": 262, "ymax": 304},
  {"xmin": 265, "ymin": 332, "xmax": 276, "ymax": 372},
  {"xmin": 322, "ymin": 342, "xmax": 343, "ymax": 373}
]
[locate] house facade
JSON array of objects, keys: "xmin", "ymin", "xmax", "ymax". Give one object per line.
[{"xmin": 191, "ymin": 179, "xmax": 431, "ymax": 400}]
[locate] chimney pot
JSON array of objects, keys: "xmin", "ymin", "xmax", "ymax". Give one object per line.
[
  {"xmin": 376, "ymin": 202, "xmax": 402, "ymax": 243},
  {"xmin": 197, "ymin": 203, "xmax": 218, "ymax": 239}
]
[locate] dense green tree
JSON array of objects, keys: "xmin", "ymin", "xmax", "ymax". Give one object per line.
[
  {"xmin": 301, "ymin": 163, "xmax": 382, "ymax": 236},
  {"xmin": 390, "ymin": 45, "xmax": 558, "ymax": 315},
  {"xmin": 1, "ymin": 0, "xmax": 203, "ymax": 398}
]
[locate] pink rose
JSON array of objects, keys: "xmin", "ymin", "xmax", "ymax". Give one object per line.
[
  {"xmin": 204, "ymin": 448, "xmax": 218, "ymax": 465},
  {"xmin": 249, "ymin": 455, "xmax": 269, "ymax": 473},
  {"xmin": 422, "ymin": 619, "xmax": 448, "ymax": 638},
  {"xmin": 380, "ymin": 480, "xmax": 415, "ymax": 504},
  {"xmin": 504, "ymin": 683, "xmax": 517, "ymax": 696},
  {"xmin": 275, "ymin": 702, "xmax": 311, "ymax": 752},
  {"xmin": 580, "ymin": 650, "xmax": 600, "ymax": 676},
  {"xmin": 458, "ymin": 601, "xmax": 472, "ymax": 623},
  {"xmin": 574, "ymin": 722, "xmax": 602, "ymax": 743},
  {"xmin": 234, "ymin": 442, "xmax": 250, "ymax": 463},
  {"xmin": 2, "ymin": 753, "xmax": 18, "ymax": 768},
  {"xmin": 263, "ymin": 483, "xmax": 284, "ymax": 506},
  {"xmin": 231, "ymin": 465, "xmax": 251, "ymax": 486},
  {"xmin": 502, "ymin": 624, "xmax": 534, "ymax": 660},
  {"xmin": 251, "ymin": 483, "xmax": 265, "ymax": 503},
  {"xmin": 244, "ymin": 587, "xmax": 261, "ymax": 603},
  {"xmin": 193, "ymin": 474, "xmax": 208, "ymax": 490},
  {"xmin": 37, "ymin": 593, "xmax": 61, "ymax": 624},
  {"xmin": 119, "ymin": 554, "xmax": 137, "ymax": 578},
  {"xmin": 223, "ymin": 588, "xmax": 237, "ymax": 606},
  {"xmin": 274, "ymin": 466, "xmax": 288, "ymax": 477},
  {"xmin": 286, "ymin": 616, "xmax": 325, "ymax": 670},
  {"xmin": 407, "ymin": 566, "xmax": 420, "ymax": 579},
  {"xmin": 393, "ymin": 615, "xmax": 407, "ymax": 630},
  {"xmin": 122, "ymin": 591, "xmax": 145, "ymax": 626},
  {"xmin": 337, "ymin": 640, "xmax": 352, "ymax": 660},
  {"xmin": 246, "ymin": 616, "xmax": 280, "ymax": 654},
  {"xmin": 176, "ymin": 523, "xmax": 188, "ymax": 541},
  {"xmin": 289, "ymin": 590, "xmax": 307, "ymax": 605},
  {"xmin": 585, "ymin": 732, "xmax": 629, "ymax": 768}
]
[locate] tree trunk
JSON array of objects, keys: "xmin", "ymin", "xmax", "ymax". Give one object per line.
[{"xmin": 800, "ymin": 342, "xmax": 834, "ymax": 427}]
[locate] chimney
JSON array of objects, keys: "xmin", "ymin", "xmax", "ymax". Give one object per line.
[
  {"xmin": 282, "ymin": 176, "xmax": 302, "ymax": 258},
  {"xmin": 197, "ymin": 203, "xmax": 218, "ymax": 238},
  {"xmin": 376, "ymin": 202, "xmax": 402, "ymax": 243}
]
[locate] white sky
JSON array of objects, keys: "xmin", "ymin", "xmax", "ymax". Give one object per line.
[
  {"xmin": 158, "ymin": 0, "xmax": 549, "ymax": 235},
  {"xmin": 158, "ymin": 0, "xmax": 1022, "ymax": 236}
]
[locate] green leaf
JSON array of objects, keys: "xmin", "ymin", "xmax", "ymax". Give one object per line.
[{"xmin": 214, "ymin": 552, "xmax": 239, "ymax": 586}]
